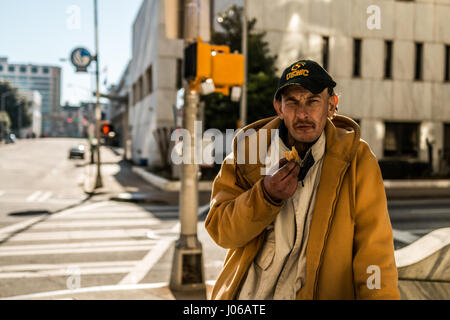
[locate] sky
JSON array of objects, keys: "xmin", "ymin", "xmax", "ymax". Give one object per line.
[{"xmin": 0, "ymin": 0, "xmax": 143, "ymax": 106}]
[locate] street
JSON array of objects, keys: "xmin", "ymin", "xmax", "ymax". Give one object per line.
[
  {"xmin": 0, "ymin": 138, "xmax": 223, "ymax": 299},
  {"xmin": 0, "ymin": 138, "xmax": 449, "ymax": 299}
]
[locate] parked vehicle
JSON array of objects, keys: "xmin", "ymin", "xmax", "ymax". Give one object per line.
[{"xmin": 68, "ymin": 145, "xmax": 86, "ymax": 159}]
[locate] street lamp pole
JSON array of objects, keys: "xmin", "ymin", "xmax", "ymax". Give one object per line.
[
  {"xmin": 239, "ymin": 0, "xmax": 248, "ymax": 129},
  {"xmin": 93, "ymin": 0, "xmax": 103, "ymax": 189}
]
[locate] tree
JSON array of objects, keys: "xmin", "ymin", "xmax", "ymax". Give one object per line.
[
  {"xmin": 202, "ymin": 5, "xmax": 279, "ymax": 132},
  {"xmin": 0, "ymin": 81, "xmax": 31, "ymax": 136}
]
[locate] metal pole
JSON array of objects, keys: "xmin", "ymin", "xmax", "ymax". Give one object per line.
[
  {"xmin": 169, "ymin": 0, "xmax": 205, "ymax": 297},
  {"xmin": 239, "ymin": 0, "xmax": 248, "ymax": 128},
  {"xmin": 93, "ymin": 0, "xmax": 103, "ymax": 189}
]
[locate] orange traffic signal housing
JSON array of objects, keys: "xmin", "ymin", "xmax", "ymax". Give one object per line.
[{"xmin": 186, "ymin": 38, "xmax": 244, "ymax": 95}]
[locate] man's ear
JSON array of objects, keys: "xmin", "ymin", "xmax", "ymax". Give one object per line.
[
  {"xmin": 327, "ymin": 95, "xmax": 338, "ymax": 119},
  {"xmin": 273, "ymin": 98, "xmax": 283, "ymax": 119}
]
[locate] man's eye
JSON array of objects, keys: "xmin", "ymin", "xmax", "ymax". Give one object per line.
[{"xmin": 308, "ymin": 99, "xmax": 320, "ymax": 103}]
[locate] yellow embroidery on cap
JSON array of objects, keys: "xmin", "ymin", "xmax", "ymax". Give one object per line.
[
  {"xmin": 291, "ymin": 62, "xmax": 306, "ymax": 71},
  {"xmin": 286, "ymin": 69, "xmax": 309, "ymax": 80}
]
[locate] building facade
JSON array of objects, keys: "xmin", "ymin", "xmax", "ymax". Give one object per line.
[
  {"xmin": 0, "ymin": 57, "xmax": 61, "ymax": 137},
  {"xmin": 127, "ymin": 0, "xmax": 450, "ymax": 176},
  {"xmin": 128, "ymin": 0, "xmax": 184, "ymax": 166},
  {"xmin": 244, "ymin": 0, "xmax": 450, "ymax": 176},
  {"xmin": 21, "ymin": 90, "xmax": 42, "ymax": 138}
]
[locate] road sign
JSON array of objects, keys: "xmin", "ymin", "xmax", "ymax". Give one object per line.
[{"xmin": 70, "ymin": 47, "xmax": 93, "ymax": 72}]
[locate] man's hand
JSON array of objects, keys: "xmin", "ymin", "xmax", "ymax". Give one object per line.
[{"xmin": 263, "ymin": 158, "xmax": 300, "ymax": 201}]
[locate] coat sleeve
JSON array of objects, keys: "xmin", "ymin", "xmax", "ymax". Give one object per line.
[
  {"xmin": 352, "ymin": 141, "xmax": 400, "ymax": 299},
  {"xmin": 205, "ymin": 154, "xmax": 285, "ymax": 249}
]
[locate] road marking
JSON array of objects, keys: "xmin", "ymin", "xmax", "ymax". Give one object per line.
[
  {"xmin": 0, "ymin": 216, "xmax": 47, "ymax": 242},
  {"xmin": 0, "ymin": 267, "xmax": 132, "ymax": 279},
  {"xmin": 392, "ymin": 229, "xmax": 420, "ymax": 244},
  {"xmin": 0, "ymin": 239, "xmax": 158, "ymax": 252},
  {"xmin": 0, "ymin": 245, "xmax": 156, "ymax": 257},
  {"xmin": 26, "ymin": 191, "xmax": 42, "ymax": 202},
  {"xmin": 2, "ymin": 281, "xmax": 218, "ymax": 300},
  {"xmin": 0, "ymin": 260, "xmax": 138, "ymax": 272},
  {"xmin": 118, "ymin": 223, "xmax": 180, "ymax": 285},
  {"xmin": 37, "ymin": 191, "xmax": 52, "ymax": 202},
  {"xmin": 50, "ymin": 212, "xmax": 153, "ymax": 220},
  {"xmin": 8, "ymin": 228, "xmax": 161, "ymax": 242},
  {"xmin": 30, "ymin": 219, "xmax": 160, "ymax": 229}
]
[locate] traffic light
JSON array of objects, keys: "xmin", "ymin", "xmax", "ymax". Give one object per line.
[
  {"xmin": 184, "ymin": 38, "xmax": 244, "ymax": 95},
  {"xmin": 100, "ymin": 122, "xmax": 115, "ymax": 138}
]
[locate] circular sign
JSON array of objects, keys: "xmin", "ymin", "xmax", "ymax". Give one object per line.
[{"xmin": 70, "ymin": 47, "xmax": 92, "ymax": 69}]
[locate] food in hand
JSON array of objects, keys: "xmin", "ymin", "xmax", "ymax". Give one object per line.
[{"xmin": 285, "ymin": 146, "xmax": 300, "ymax": 162}]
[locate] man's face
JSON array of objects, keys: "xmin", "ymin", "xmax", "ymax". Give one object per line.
[{"xmin": 274, "ymin": 85, "xmax": 336, "ymax": 143}]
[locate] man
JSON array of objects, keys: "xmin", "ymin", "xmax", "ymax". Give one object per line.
[{"xmin": 205, "ymin": 60, "xmax": 400, "ymax": 300}]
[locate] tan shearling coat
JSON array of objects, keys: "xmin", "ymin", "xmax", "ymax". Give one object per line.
[{"xmin": 205, "ymin": 115, "xmax": 400, "ymax": 300}]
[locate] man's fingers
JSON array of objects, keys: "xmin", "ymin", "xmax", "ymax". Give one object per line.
[
  {"xmin": 273, "ymin": 161, "xmax": 296, "ymax": 180},
  {"xmin": 281, "ymin": 162, "xmax": 300, "ymax": 181}
]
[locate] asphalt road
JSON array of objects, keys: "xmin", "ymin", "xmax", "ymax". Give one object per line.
[{"xmin": 0, "ymin": 138, "xmax": 89, "ymax": 230}]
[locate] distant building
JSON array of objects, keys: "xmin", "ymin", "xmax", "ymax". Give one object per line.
[{"xmin": 0, "ymin": 57, "xmax": 61, "ymax": 137}]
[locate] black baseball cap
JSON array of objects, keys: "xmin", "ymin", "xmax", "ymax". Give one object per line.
[{"xmin": 274, "ymin": 60, "xmax": 336, "ymax": 100}]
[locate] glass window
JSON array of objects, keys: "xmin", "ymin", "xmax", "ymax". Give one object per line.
[
  {"xmin": 43, "ymin": 67, "xmax": 49, "ymax": 74},
  {"xmin": 414, "ymin": 42, "xmax": 423, "ymax": 81},
  {"xmin": 146, "ymin": 65, "xmax": 153, "ymax": 95},
  {"xmin": 384, "ymin": 122, "xmax": 419, "ymax": 157},
  {"xmin": 353, "ymin": 38, "xmax": 362, "ymax": 78},
  {"xmin": 0, "ymin": 65, "xmax": 3, "ymax": 72},
  {"xmin": 20, "ymin": 66, "xmax": 27, "ymax": 73},
  {"xmin": 384, "ymin": 40, "xmax": 393, "ymax": 79},
  {"xmin": 8, "ymin": 66, "xmax": 15, "ymax": 72},
  {"xmin": 31, "ymin": 67, "xmax": 38, "ymax": 73},
  {"xmin": 322, "ymin": 36, "xmax": 329, "ymax": 71}
]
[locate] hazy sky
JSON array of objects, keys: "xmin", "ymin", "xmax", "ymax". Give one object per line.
[{"xmin": 0, "ymin": 0, "xmax": 143, "ymax": 105}]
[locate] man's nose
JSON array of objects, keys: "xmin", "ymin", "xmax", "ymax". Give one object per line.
[{"xmin": 295, "ymin": 104, "xmax": 309, "ymax": 119}]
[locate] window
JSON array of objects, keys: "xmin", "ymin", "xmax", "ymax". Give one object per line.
[
  {"xmin": 322, "ymin": 36, "xmax": 329, "ymax": 71},
  {"xmin": 8, "ymin": 66, "xmax": 15, "ymax": 72},
  {"xmin": 31, "ymin": 67, "xmax": 38, "ymax": 74},
  {"xmin": 384, "ymin": 122, "xmax": 419, "ymax": 157},
  {"xmin": 138, "ymin": 76, "xmax": 144, "ymax": 101},
  {"xmin": 132, "ymin": 83, "xmax": 137, "ymax": 105},
  {"xmin": 444, "ymin": 124, "xmax": 450, "ymax": 165},
  {"xmin": 0, "ymin": 65, "xmax": 3, "ymax": 72},
  {"xmin": 353, "ymin": 38, "xmax": 362, "ymax": 78},
  {"xmin": 414, "ymin": 42, "xmax": 423, "ymax": 81},
  {"xmin": 146, "ymin": 65, "xmax": 153, "ymax": 95},
  {"xmin": 176, "ymin": 59, "xmax": 183, "ymax": 89},
  {"xmin": 43, "ymin": 67, "xmax": 49, "ymax": 74},
  {"xmin": 445, "ymin": 45, "xmax": 450, "ymax": 82},
  {"xmin": 20, "ymin": 66, "xmax": 27, "ymax": 73},
  {"xmin": 384, "ymin": 40, "xmax": 393, "ymax": 79}
]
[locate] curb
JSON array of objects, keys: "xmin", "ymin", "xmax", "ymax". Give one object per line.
[{"xmin": 132, "ymin": 167, "xmax": 213, "ymax": 192}]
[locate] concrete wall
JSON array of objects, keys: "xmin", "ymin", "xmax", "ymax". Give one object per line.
[{"xmin": 245, "ymin": 0, "xmax": 450, "ymax": 167}]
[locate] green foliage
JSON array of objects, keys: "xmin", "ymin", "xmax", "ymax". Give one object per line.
[
  {"xmin": 202, "ymin": 5, "xmax": 279, "ymax": 131},
  {"xmin": 0, "ymin": 81, "xmax": 32, "ymax": 133}
]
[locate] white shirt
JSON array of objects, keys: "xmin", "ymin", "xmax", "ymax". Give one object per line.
[{"xmin": 237, "ymin": 130, "xmax": 326, "ymax": 300}]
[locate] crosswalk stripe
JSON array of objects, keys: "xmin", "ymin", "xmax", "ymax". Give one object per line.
[
  {"xmin": 0, "ymin": 267, "xmax": 132, "ymax": 279},
  {"xmin": 0, "ymin": 245, "xmax": 156, "ymax": 257},
  {"xmin": 9, "ymin": 228, "xmax": 157, "ymax": 242},
  {"xmin": 50, "ymin": 213, "xmax": 153, "ymax": 220},
  {"xmin": 30, "ymin": 219, "xmax": 160, "ymax": 229},
  {"xmin": 0, "ymin": 239, "xmax": 158, "ymax": 252},
  {"xmin": 0, "ymin": 261, "xmax": 139, "ymax": 272},
  {"xmin": 37, "ymin": 191, "xmax": 52, "ymax": 202},
  {"xmin": 26, "ymin": 191, "xmax": 42, "ymax": 202}
]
